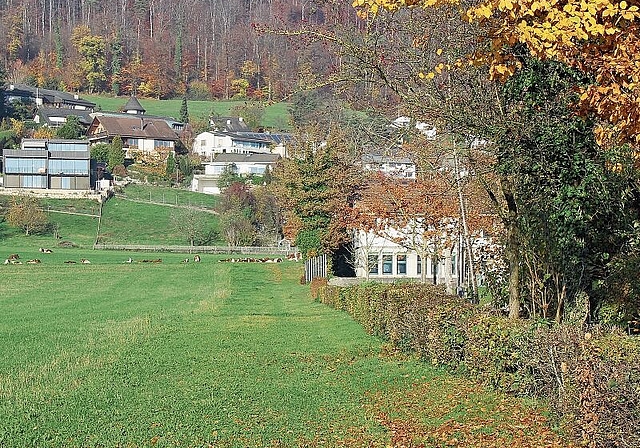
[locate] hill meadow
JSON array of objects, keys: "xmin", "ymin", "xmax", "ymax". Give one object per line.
[{"xmin": 0, "ymin": 188, "xmax": 572, "ymax": 447}]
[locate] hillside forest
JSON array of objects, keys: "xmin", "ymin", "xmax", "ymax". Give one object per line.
[{"xmin": 0, "ymin": 0, "xmax": 358, "ymax": 100}]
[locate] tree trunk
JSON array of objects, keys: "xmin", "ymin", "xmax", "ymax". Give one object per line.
[{"xmin": 506, "ymin": 222, "xmax": 520, "ymax": 319}]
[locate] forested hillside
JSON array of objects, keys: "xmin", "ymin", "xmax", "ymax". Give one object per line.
[{"xmin": 0, "ymin": 0, "xmax": 357, "ymax": 100}]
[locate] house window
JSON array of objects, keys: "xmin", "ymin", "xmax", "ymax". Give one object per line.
[
  {"xmin": 382, "ymin": 254, "xmax": 393, "ymax": 274},
  {"xmin": 451, "ymin": 254, "xmax": 456, "ymax": 274},
  {"xmin": 48, "ymin": 142, "xmax": 87, "ymax": 152},
  {"xmin": 397, "ymin": 254, "xmax": 407, "ymax": 274},
  {"xmin": 417, "ymin": 255, "xmax": 422, "ymax": 275},
  {"xmin": 5, "ymin": 158, "xmax": 46, "ymax": 174},
  {"xmin": 127, "ymin": 138, "xmax": 139, "ymax": 148},
  {"xmin": 154, "ymin": 140, "xmax": 172, "ymax": 148},
  {"xmin": 20, "ymin": 175, "xmax": 47, "ymax": 188},
  {"xmin": 49, "ymin": 159, "xmax": 88, "ymax": 175},
  {"xmin": 368, "ymin": 255, "xmax": 378, "ymax": 274}
]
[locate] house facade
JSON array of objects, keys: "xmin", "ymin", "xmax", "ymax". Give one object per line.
[
  {"xmin": 352, "ymin": 229, "xmax": 460, "ymax": 291},
  {"xmin": 87, "ymin": 114, "xmax": 178, "ymax": 159},
  {"xmin": 2, "ymin": 139, "xmax": 92, "ymax": 190},
  {"xmin": 191, "ymin": 153, "xmax": 280, "ymax": 195},
  {"xmin": 192, "ymin": 131, "xmax": 273, "ymax": 159},
  {"xmin": 361, "ymin": 153, "xmax": 417, "ymax": 180}
]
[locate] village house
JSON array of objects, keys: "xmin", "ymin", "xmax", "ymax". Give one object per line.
[
  {"xmin": 86, "ymin": 96, "xmax": 183, "ymax": 159},
  {"xmin": 192, "ymin": 130, "xmax": 291, "ymax": 160},
  {"xmin": 191, "ymin": 153, "xmax": 280, "ymax": 195},
  {"xmin": 361, "ymin": 152, "xmax": 417, "ymax": 180},
  {"xmin": 5, "ymin": 84, "xmax": 96, "ymax": 110}
]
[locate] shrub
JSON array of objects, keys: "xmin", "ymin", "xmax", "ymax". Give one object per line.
[{"xmin": 318, "ymin": 283, "xmax": 640, "ymax": 447}]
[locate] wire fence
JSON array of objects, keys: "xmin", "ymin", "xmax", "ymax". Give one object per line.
[
  {"xmin": 92, "ymin": 244, "xmax": 298, "ymax": 255},
  {"xmin": 114, "ymin": 193, "xmax": 217, "ymax": 210}
]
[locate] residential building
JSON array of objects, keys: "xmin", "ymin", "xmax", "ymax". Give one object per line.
[
  {"xmin": 209, "ymin": 116, "xmax": 251, "ymax": 133},
  {"xmin": 193, "ymin": 131, "xmax": 275, "ymax": 159},
  {"xmin": 191, "ymin": 153, "xmax": 280, "ymax": 195},
  {"xmin": 34, "ymin": 107, "xmax": 93, "ymax": 129},
  {"xmin": 2, "ymin": 139, "xmax": 92, "ymax": 190},
  {"xmin": 87, "ymin": 114, "xmax": 179, "ymax": 159},
  {"xmin": 361, "ymin": 153, "xmax": 417, "ymax": 180},
  {"xmin": 5, "ymin": 84, "xmax": 96, "ymax": 110},
  {"xmin": 351, "ymin": 228, "xmax": 460, "ymax": 291}
]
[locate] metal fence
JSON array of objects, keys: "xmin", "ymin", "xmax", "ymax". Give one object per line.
[
  {"xmin": 92, "ymin": 244, "xmax": 297, "ymax": 255},
  {"xmin": 305, "ymin": 254, "xmax": 327, "ymax": 283}
]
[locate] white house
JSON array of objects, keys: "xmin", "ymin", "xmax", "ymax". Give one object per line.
[
  {"xmin": 352, "ymin": 228, "xmax": 461, "ymax": 292},
  {"xmin": 193, "ymin": 131, "xmax": 273, "ymax": 159},
  {"xmin": 191, "ymin": 153, "xmax": 280, "ymax": 195},
  {"xmin": 361, "ymin": 153, "xmax": 417, "ymax": 180}
]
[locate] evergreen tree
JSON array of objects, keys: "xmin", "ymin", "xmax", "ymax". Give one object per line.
[
  {"xmin": 108, "ymin": 135, "xmax": 125, "ymax": 170},
  {"xmin": 56, "ymin": 116, "xmax": 84, "ymax": 139},
  {"xmin": 179, "ymin": 95, "xmax": 189, "ymax": 123}
]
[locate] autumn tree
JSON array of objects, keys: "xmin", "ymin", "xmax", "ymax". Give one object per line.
[
  {"xmin": 348, "ymin": 173, "xmax": 461, "ymax": 283},
  {"xmin": 71, "ymin": 26, "xmax": 107, "ymax": 93},
  {"xmin": 7, "ymin": 196, "xmax": 49, "ymax": 236},
  {"xmin": 272, "ymin": 125, "xmax": 363, "ymax": 258}
]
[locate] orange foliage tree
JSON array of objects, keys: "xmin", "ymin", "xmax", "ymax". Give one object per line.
[{"xmin": 347, "ymin": 173, "xmax": 461, "ymax": 284}]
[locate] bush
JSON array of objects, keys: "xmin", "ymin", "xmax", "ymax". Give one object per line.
[{"xmin": 318, "ymin": 283, "xmax": 640, "ymax": 447}]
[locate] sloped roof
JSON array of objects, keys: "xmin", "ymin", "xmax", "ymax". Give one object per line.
[
  {"xmin": 209, "ymin": 116, "xmax": 250, "ymax": 132},
  {"xmin": 236, "ymin": 132, "xmax": 293, "ymax": 145},
  {"xmin": 38, "ymin": 107, "xmax": 93, "ymax": 126},
  {"xmin": 123, "ymin": 96, "xmax": 146, "ymax": 113},
  {"xmin": 6, "ymin": 84, "xmax": 96, "ymax": 109},
  {"xmin": 90, "ymin": 115, "xmax": 178, "ymax": 140}
]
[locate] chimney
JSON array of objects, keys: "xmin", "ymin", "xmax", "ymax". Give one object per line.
[{"xmin": 140, "ymin": 117, "xmax": 145, "ymax": 130}]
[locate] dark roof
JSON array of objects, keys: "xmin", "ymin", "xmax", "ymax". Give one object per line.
[
  {"xmin": 5, "ymin": 84, "xmax": 96, "ymax": 109},
  {"xmin": 210, "ymin": 116, "xmax": 250, "ymax": 132},
  {"xmin": 236, "ymin": 132, "xmax": 293, "ymax": 145},
  {"xmin": 88, "ymin": 115, "xmax": 178, "ymax": 141},
  {"xmin": 213, "ymin": 153, "xmax": 280, "ymax": 164},
  {"xmin": 92, "ymin": 111, "xmax": 183, "ymax": 131},
  {"xmin": 37, "ymin": 108, "xmax": 93, "ymax": 126},
  {"xmin": 122, "ymin": 96, "xmax": 146, "ymax": 114}
]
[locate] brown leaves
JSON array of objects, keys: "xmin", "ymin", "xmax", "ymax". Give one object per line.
[{"xmin": 368, "ymin": 378, "xmax": 575, "ymax": 447}]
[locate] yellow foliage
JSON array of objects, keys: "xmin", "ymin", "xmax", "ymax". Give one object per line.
[{"xmin": 355, "ymin": 0, "xmax": 640, "ymax": 146}]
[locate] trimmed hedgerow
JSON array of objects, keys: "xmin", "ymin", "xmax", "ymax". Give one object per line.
[{"xmin": 317, "ymin": 282, "xmax": 640, "ymax": 448}]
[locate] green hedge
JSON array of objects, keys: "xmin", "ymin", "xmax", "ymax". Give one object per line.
[{"xmin": 317, "ymin": 282, "xmax": 640, "ymax": 448}]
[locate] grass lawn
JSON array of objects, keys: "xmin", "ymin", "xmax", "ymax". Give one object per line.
[
  {"xmin": 0, "ymin": 189, "xmax": 571, "ymax": 447},
  {"xmin": 0, "ymin": 248, "xmax": 571, "ymax": 447},
  {"xmin": 117, "ymin": 184, "xmax": 220, "ymax": 210},
  {"xmin": 0, "ymin": 193, "xmax": 223, "ymax": 248}
]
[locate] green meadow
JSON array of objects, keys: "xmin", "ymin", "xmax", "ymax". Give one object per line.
[{"xmin": 0, "ymin": 191, "xmax": 571, "ymax": 447}]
